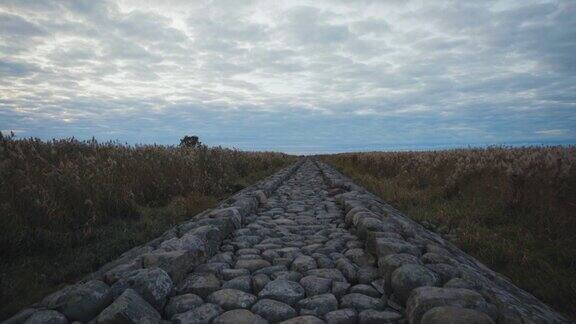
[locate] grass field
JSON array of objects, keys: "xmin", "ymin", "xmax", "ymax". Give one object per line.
[
  {"xmin": 0, "ymin": 133, "xmax": 295, "ymax": 320},
  {"xmin": 321, "ymin": 146, "xmax": 576, "ymax": 319}
]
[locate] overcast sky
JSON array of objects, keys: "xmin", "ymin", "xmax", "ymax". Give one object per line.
[{"xmin": 1, "ymin": 0, "xmax": 575, "ymax": 152}]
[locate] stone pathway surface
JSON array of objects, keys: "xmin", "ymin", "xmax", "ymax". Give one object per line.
[
  {"xmin": 169, "ymin": 160, "xmax": 391, "ymax": 323},
  {"xmin": 7, "ymin": 159, "xmax": 570, "ymax": 324}
]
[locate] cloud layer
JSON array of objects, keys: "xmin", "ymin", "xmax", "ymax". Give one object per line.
[{"xmin": 1, "ymin": 0, "xmax": 575, "ymax": 152}]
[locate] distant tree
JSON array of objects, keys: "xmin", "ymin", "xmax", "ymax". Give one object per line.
[{"xmin": 180, "ymin": 135, "xmax": 201, "ymax": 148}]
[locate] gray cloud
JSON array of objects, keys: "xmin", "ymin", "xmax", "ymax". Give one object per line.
[{"xmin": 0, "ymin": 0, "xmax": 574, "ymax": 152}]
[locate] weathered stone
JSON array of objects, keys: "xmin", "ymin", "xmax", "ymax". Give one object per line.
[
  {"xmin": 258, "ymin": 279, "xmax": 306, "ymax": 306},
  {"xmin": 251, "ymin": 299, "xmax": 297, "ymax": 323},
  {"xmin": 252, "ymin": 274, "xmax": 271, "ymax": 294},
  {"xmin": 190, "ymin": 225, "xmax": 222, "ymax": 256},
  {"xmin": 356, "ymin": 267, "xmax": 378, "ymax": 285},
  {"xmin": 272, "ymin": 271, "xmax": 302, "ymax": 282},
  {"xmin": 111, "ymin": 268, "xmax": 172, "ymax": 310},
  {"xmin": 344, "ymin": 209, "xmax": 371, "ymax": 227},
  {"xmin": 253, "ymin": 265, "xmax": 288, "ymax": 276},
  {"xmin": 300, "ymin": 275, "xmax": 333, "ymax": 297},
  {"xmin": 356, "ymin": 217, "xmax": 389, "ymax": 240},
  {"xmin": 58, "ymin": 280, "xmax": 112, "ymax": 322},
  {"xmin": 262, "ymin": 250, "xmax": 281, "ymax": 262},
  {"xmin": 222, "ymin": 268, "xmax": 250, "ymax": 281},
  {"xmin": 297, "ymin": 293, "xmax": 338, "ymax": 317},
  {"xmin": 165, "ymin": 294, "xmax": 204, "ymax": 319},
  {"xmin": 213, "ymin": 309, "xmax": 268, "ymax": 324},
  {"xmin": 350, "ymin": 284, "xmax": 380, "ymax": 298},
  {"xmin": 379, "ymin": 253, "xmax": 421, "ymax": 288},
  {"xmin": 222, "ymin": 275, "xmax": 252, "ymax": 293},
  {"xmin": 334, "ymin": 258, "xmax": 357, "ymax": 283},
  {"xmin": 340, "ymin": 293, "xmax": 386, "ymax": 311},
  {"xmin": 4, "ymin": 308, "xmax": 37, "ymax": 324},
  {"xmin": 366, "ymin": 232, "xmax": 404, "ymax": 254},
  {"xmin": 172, "ymin": 303, "xmax": 223, "ymax": 324},
  {"xmin": 421, "ymin": 306, "xmax": 495, "ymax": 324},
  {"xmin": 421, "ymin": 252, "xmax": 456, "ymax": 265},
  {"xmin": 207, "ymin": 289, "xmax": 257, "ymax": 310},
  {"xmin": 160, "ymin": 234, "xmax": 206, "ymax": 256},
  {"xmin": 306, "ymin": 269, "xmax": 346, "ymax": 282},
  {"xmin": 291, "ymin": 255, "xmax": 318, "ymax": 272},
  {"xmin": 302, "ymin": 243, "xmax": 323, "ymax": 254},
  {"xmin": 315, "ymin": 255, "xmax": 335, "ymax": 269},
  {"xmin": 237, "ymin": 254, "xmax": 262, "ymax": 260},
  {"xmin": 278, "ymin": 315, "xmax": 325, "ymax": 324},
  {"xmin": 104, "ymin": 261, "xmax": 142, "ymax": 284},
  {"xmin": 237, "ymin": 248, "xmax": 260, "ymax": 255},
  {"xmin": 254, "ymin": 190, "xmax": 268, "ymax": 205},
  {"xmin": 235, "ymin": 259, "xmax": 272, "ymax": 272},
  {"xmin": 210, "ymin": 252, "xmax": 235, "ymax": 265},
  {"xmin": 406, "ymin": 287, "xmax": 493, "ymax": 324},
  {"xmin": 97, "ymin": 289, "xmax": 160, "ymax": 324},
  {"xmin": 344, "ymin": 249, "xmax": 374, "ymax": 267},
  {"xmin": 391, "ymin": 264, "xmax": 440, "ymax": 303},
  {"xmin": 177, "ymin": 272, "xmax": 221, "ymax": 298},
  {"xmin": 212, "ymin": 207, "xmax": 243, "ymax": 230},
  {"xmin": 358, "ymin": 309, "xmax": 402, "ymax": 323},
  {"xmin": 195, "ymin": 262, "xmax": 230, "ymax": 276},
  {"xmin": 23, "ymin": 310, "xmax": 67, "ymax": 324},
  {"xmin": 373, "ymin": 238, "xmax": 421, "ymax": 258},
  {"xmin": 444, "ymin": 278, "xmax": 476, "ymax": 290},
  {"xmin": 142, "ymin": 250, "xmax": 199, "ymax": 283},
  {"xmin": 331, "ymin": 281, "xmax": 351, "ymax": 299},
  {"xmin": 325, "ymin": 308, "xmax": 357, "ymax": 324},
  {"xmin": 425, "ymin": 263, "xmax": 460, "ymax": 284}
]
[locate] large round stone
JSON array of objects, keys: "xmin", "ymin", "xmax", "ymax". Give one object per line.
[
  {"xmin": 325, "ymin": 308, "xmax": 357, "ymax": 324},
  {"xmin": 421, "ymin": 306, "xmax": 495, "ymax": 324},
  {"xmin": 358, "ymin": 309, "xmax": 403, "ymax": 323},
  {"xmin": 60, "ymin": 280, "xmax": 112, "ymax": 322},
  {"xmin": 178, "ymin": 272, "xmax": 221, "ymax": 299},
  {"xmin": 378, "ymin": 253, "xmax": 421, "ymax": 280},
  {"xmin": 97, "ymin": 289, "xmax": 161, "ymax": 324},
  {"xmin": 258, "ymin": 279, "xmax": 306, "ymax": 306},
  {"xmin": 172, "ymin": 303, "xmax": 223, "ymax": 324},
  {"xmin": 278, "ymin": 315, "xmax": 325, "ymax": 324},
  {"xmin": 251, "ymin": 299, "xmax": 297, "ymax": 323},
  {"xmin": 300, "ymin": 275, "xmax": 333, "ymax": 297},
  {"xmin": 207, "ymin": 289, "xmax": 257, "ymax": 310},
  {"xmin": 350, "ymin": 284, "xmax": 380, "ymax": 298},
  {"xmin": 23, "ymin": 310, "xmax": 67, "ymax": 324},
  {"xmin": 165, "ymin": 294, "xmax": 204, "ymax": 319},
  {"xmin": 297, "ymin": 293, "xmax": 338, "ymax": 317},
  {"xmin": 223, "ymin": 275, "xmax": 253, "ymax": 293},
  {"xmin": 332, "ymin": 281, "xmax": 351, "ymax": 299},
  {"xmin": 406, "ymin": 287, "xmax": 494, "ymax": 323},
  {"xmin": 340, "ymin": 293, "xmax": 386, "ymax": 311},
  {"xmin": 222, "ymin": 268, "xmax": 251, "ymax": 281},
  {"xmin": 291, "ymin": 255, "xmax": 318, "ymax": 272},
  {"xmin": 252, "ymin": 274, "xmax": 271, "ymax": 294},
  {"xmin": 391, "ymin": 264, "xmax": 440, "ymax": 303},
  {"xmin": 111, "ymin": 268, "xmax": 173, "ymax": 311},
  {"xmin": 213, "ymin": 309, "xmax": 268, "ymax": 324},
  {"xmin": 235, "ymin": 259, "xmax": 272, "ymax": 272},
  {"xmin": 306, "ymin": 269, "xmax": 346, "ymax": 282}
]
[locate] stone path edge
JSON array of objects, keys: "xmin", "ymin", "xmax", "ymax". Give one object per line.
[
  {"xmin": 313, "ymin": 159, "xmax": 571, "ymax": 323},
  {"xmin": 4, "ymin": 159, "xmax": 305, "ymax": 323}
]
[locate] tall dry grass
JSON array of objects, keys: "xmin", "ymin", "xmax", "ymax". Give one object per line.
[
  {"xmin": 0, "ymin": 132, "xmax": 295, "ymax": 319},
  {"xmin": 321, "ymin": 146, "xmax": 576, "ymax": 318}
]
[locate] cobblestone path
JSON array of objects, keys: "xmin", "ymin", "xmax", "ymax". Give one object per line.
[
  {"xmin": 8, "ymin": 160, "xmax": 569, "ymax": 323},
  {"xmin": 163, "ymin": 160, "xmax": 482, "ymax": 323}
]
